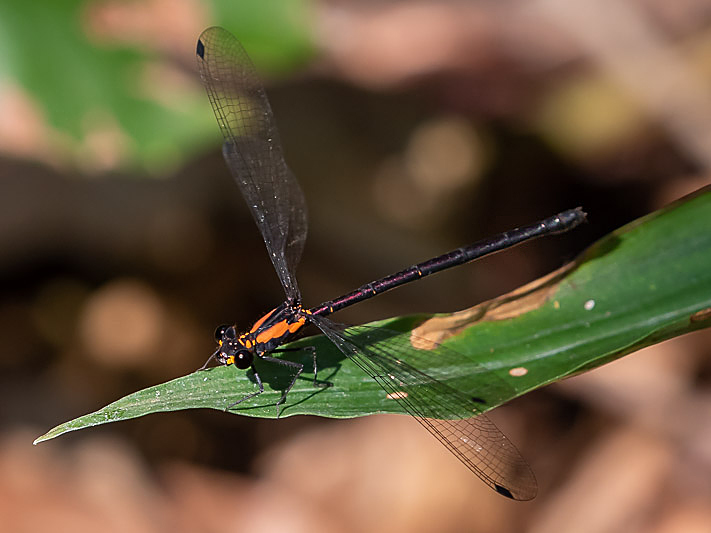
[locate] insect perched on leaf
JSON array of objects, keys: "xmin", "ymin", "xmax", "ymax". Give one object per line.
[{"xmin": 197, "ymin": 26, "xmax": 586, "ymax": 500}]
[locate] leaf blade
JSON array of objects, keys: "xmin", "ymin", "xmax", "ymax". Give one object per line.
[{"xmin": 35, "ymin": 187, "xmax": 711, "ymax": 443}]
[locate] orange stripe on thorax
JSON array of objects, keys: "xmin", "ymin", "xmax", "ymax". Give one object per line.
[
  {"xmin": 249, "ymin": 308, "xmax": 277, "ymax": 333},
  {"xmin": 255, "ymin": 316, "xmax": 306, "ymax": 345}
]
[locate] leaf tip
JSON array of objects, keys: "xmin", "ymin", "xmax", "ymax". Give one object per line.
[{"xmin": 33, "ymin": 426, "xmax": 64, "ymax": 445}]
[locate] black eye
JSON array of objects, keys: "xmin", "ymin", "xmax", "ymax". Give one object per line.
[
  {"xmin": 214, "ymin": 324, "xmax": 230, "ymax": 342},
  {"xmin": 234, "ymin": 349, "xmax": 253, "ymax": 369}
]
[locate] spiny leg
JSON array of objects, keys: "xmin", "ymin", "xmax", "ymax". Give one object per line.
[
  {"xmin": 226, "ymin": 363, "xmax": 264, "ymax": 409},
  {"xmin": 271, "ymin": 345, "xmax": 331, "ymax": 388},
  {"xmin": 198, "ymin": 348, "xmax": 220, "ymax": 371},
  {"xmin": 226, "ymin": 348, "xmax": 328, "ymax": 416},
  {"xmin": 260, "ymin": 355, "xmax": 302, "ymax": 418}
]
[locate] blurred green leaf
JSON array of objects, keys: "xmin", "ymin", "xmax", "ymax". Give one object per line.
[
  {"xmin": 35, "ymin": 187, "xmax": 711, "ymax": 444},
  {"xmin": 214, "ymin": 0, "xmax": 314, "ymax": 72},
  {"xmin": 0, "ymin": 0, "xmax": 313, "ymax": 171}
]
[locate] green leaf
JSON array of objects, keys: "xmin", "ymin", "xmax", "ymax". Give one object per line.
[
  {"xmin": 213, "ymin": 0, "xmax": 314, "ymax": 73},
  {"xmin": 0, "ymin": 0, "xmax": 313, "ymax": 172},
  {"xmin": 34, "ymin": 187, "xmax": 711, "ymax": 444}
]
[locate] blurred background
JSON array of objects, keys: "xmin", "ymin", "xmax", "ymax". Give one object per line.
[{"xmin": 1, "ymin": 0, "xmax": 711, "ymax": 531}]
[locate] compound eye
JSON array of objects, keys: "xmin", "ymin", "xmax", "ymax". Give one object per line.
[
  {"xmin": 214, "ymin": 324, "xmax": 230, "ymax": 342},
  {"xmin": 234, "ymin": 349, "xmax": 253, "ymax": 370}
]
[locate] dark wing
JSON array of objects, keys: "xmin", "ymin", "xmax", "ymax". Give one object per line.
[
  {"xmin": 309, "ymin": 315, "xmax": 537, "ymax": 500},
  {"xmin": 197, "ymin": 27, "xmax": 307, "ymax": 301}
]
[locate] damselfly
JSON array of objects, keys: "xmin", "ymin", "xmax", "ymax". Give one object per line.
[{"xmin": 197, "ymin": 26, "xmax": 585, "ymax": 500}]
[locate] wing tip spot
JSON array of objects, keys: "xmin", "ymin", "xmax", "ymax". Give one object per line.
[
  {"xmin": 494, "ymin": 484, "xmax": 514, "ymax": 499},
  {"xmin": 197, "ymin": 39, "xmax": 205, "ymax": 59}
]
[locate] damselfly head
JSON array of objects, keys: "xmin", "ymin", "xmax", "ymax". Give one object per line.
[{"xmin": 214, "ymin": 325, "xmax": 254, "ymax": 369}]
